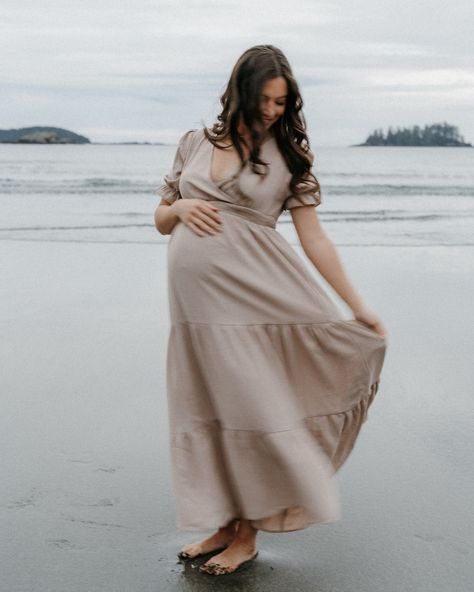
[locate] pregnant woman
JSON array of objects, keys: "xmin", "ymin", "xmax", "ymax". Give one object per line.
[{"xmin": 153, "ymin": 44, "xmax": 388, "ymax": 577}]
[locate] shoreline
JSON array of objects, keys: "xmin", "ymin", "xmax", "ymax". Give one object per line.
[{"xmin": 1, "ymin": 239, "xmax": 472, "ymax": 590}]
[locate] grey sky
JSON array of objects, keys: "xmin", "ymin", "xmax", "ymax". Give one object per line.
[{"xmin": 1, "ymin": 0, "xmax": 473, "ymax": 146}]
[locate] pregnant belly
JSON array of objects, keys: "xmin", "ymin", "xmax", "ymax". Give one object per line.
[
  {"xmin": 165, "ymin": 216, "xmax": 345, "ymax": 325},
  {"xmin": 167, "ymin": 221, "xmax": 225, "ymax": 284}
]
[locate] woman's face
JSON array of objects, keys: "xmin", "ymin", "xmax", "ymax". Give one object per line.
[{"xmin": 259, "ymin": 76, "xmax": 288, "ymax": 129}]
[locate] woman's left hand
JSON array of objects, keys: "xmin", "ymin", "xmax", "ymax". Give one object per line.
[{"xmin": 353, "ymin": 306, "xmax": 388, "ymax": 338}]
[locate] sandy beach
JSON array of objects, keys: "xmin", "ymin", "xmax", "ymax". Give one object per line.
[{"xmin": 1, "ymin": 237, "xmax": 472, "ymax": 591}]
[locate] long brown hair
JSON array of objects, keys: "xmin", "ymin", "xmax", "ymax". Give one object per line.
[{"xmin": 201, "ymin": 44, "xmax": 320, "ymax": 197}]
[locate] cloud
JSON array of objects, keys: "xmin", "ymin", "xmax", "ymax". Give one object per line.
[{"xmin": 1, "ymin": 0, "xmax": 472, "ymax": 144}]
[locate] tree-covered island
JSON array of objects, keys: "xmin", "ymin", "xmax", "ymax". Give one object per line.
[
  {"xmin": 0, "ymin": 127, "xmax": 91, "ymax": 144},
  {"xmin": 355, "ymin": 122, "xmax": 472, "ymax": 147},
  {"xmin": 0, "ymin": 127, "xmax": 166, "ymax": 145}
]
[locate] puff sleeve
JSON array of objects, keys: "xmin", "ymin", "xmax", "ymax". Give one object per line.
[
  {"xmin": 154, "ymin": 129, "xmax": 194, "ymax": 204},
  {"xmin": 283, "ymin": 184, "xmax": 321, "ymax": 210},
  {"xmin": 282, "ymin": 150, "xmax": 322, "ymax": 211}
]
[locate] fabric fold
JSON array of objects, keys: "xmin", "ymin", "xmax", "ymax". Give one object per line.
[{"xmin": 166, "ymin": 320, "xmax": 386, "ymax": 532}]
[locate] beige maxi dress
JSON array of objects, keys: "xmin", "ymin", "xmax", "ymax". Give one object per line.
[{"xmin": 155, "ymin": 127, "xmax": 387, "ymax": 533}]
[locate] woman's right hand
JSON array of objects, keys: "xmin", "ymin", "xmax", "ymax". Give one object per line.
[
  {"xmin": 173, "ymin": 199, "xmax": 223, "ymax": 237},
  {"xmin": 353, "ymin": 306, "xmax": 388, "ymax": 339}
]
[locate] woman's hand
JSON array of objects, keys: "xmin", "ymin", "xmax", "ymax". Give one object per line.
[
  {"xmin": 353, "ymin": 306, "xmax": 388, "ymax": 338},
  {"xmin": 174, "ymin": 199, "xmax": 223, "ymax": 237}
]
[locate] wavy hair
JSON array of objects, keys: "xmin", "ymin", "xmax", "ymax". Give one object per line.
[{"xmin": 201, "ymin": 44, "xmax": 320, "ymax": 197}]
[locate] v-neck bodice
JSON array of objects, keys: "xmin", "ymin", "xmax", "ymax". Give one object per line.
[
  {"xmin": 156, "ymin": 127, "xmax": 322, "ymax": 220},
  {"xmin": 208, "ymin": 133, "xmax": 276, "ymax": 187}
]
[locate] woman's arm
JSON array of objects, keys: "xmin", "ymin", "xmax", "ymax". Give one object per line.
[
  {"xmin": 291, "ymin": 206, "xmax": 370, "ymax": 314},
  {"xmin": 154, "ymin": 199, "xmax": 181, "ymax": 235},
  {"xmin": 154, "ymin": 198, "xmax": 223, "ymax": 236}
]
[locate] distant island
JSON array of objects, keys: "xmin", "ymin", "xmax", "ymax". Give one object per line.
[
  {"xmin": 0, "ymin": 126, "xmax": 166, "ymax": 145},
  {"xmin": 0, "ymin": 126, "xmax": 91, "ymax": 144},
  {"xmin": 354, "ymin": 122, "xmax": 472, "ymax": 147}
]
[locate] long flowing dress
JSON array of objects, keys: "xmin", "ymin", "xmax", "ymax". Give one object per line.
[{"xmin": 155, "ymin": 127, "xmax": 387, "ymax": 533}]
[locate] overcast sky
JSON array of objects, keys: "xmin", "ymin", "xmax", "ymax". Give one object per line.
[{"xmin": 1, "ymin": 0, "xmax": 473, "ymax": 146}]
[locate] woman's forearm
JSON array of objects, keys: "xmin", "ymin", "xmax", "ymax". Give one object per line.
[
  {"xmin": 154, "ymin": 202, "xmax": 181, "ymax": 235},
  {"xmin": 302, "ymin": 237, "xmax": 366, "ymax": 313}
]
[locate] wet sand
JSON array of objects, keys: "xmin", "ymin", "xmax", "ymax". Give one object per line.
[{"xmin": 1, "ymin": 238, "xmax": 472, "ymax": 591}]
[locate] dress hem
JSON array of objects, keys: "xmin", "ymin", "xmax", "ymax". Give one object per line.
[
  {"xmin": 176, "ymin": 513, "xmax": 341, "ymax": 534},
  {"xmin": 170, "ymin": 381, "xmax": 380, "ymax": 533}
]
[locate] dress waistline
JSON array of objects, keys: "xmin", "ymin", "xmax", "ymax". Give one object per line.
[{"xmin": 207, "ymin": 200, "xmax": 276, "ymax": 229}]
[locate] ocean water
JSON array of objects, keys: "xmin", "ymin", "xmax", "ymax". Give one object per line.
[{"xmin": 0, "ymin": 143, "xmax": 473, "ymax": 246}]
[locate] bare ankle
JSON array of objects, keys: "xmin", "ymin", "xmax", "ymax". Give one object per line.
[
  {"xmin": 218, "ymin": 519, "xmax": 238, "ymax": 534},
  {"xmin": 233, "ymin": 519, "xmax": 258, "ymax": 549}
]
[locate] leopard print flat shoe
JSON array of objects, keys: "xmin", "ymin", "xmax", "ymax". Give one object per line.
[
  {"xmin": 198, "ymin": 550, "xmax": 259, "ymax": 576},
  {"xmin": 177, "ymin": 519, "xmax": 240, "ymax": 561},
  {"xmin": 177, "ymin": 545, "xmax": 227, "ymax": 561}
]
